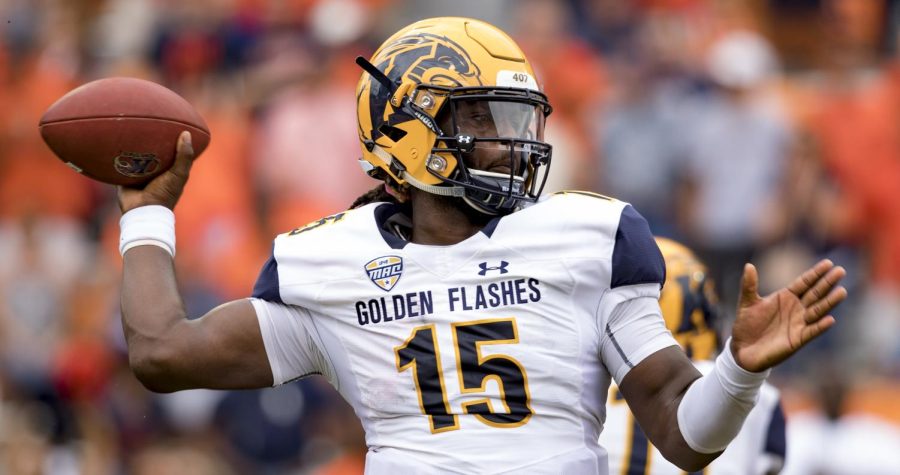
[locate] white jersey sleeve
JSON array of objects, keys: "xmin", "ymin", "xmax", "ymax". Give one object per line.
[
  {"xmin": 249, "ymin": 297, "xmax": 333, "ymax": 386},
  {"xmin": 593, "ymin": 201, "xmax": 679, "ymax": 384},
  {"xmin": 598, "ymin": 284, "xmax": 677, "ymax": 385}
]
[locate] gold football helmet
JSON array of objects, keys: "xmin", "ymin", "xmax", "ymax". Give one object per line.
[
  {"xmin": 355, "ymin": 17, "xmax": 553, "ymax": 215},
  {"xmin": 656, "ymin": 237, "xmax": 720, "ymax": 360}
]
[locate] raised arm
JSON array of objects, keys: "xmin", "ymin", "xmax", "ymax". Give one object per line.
[
  {"xmin": 620, "ymin": 260, "xmax": 846, "ymax": 471},
  {"xmin": 119, "ymin": 132, "xmax": 272, "ymax": 392}
]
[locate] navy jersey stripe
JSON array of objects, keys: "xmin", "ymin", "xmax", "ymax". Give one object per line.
[
  {"xmin": 605, "ymin": 324, "xmax": 634, "ymax": 368},
  {"xmin": 252, "ymin": 245, "xmax": 283, "ymax": 304},
  {"xmin": 374, "ymin": 203, "xmax": 409, "ymax": 250},
  {"xmin": 611, "ymin": 205, "xmax": 666, "ymax": 289},
  {"xmin": 481, "ymin": 216, "xmax": 502, "ymax": 237},
  {"xmin": 764, "ymin": 401, "xmax": 787, "ymax": 458}
]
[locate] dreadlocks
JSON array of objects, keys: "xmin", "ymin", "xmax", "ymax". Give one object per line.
[{"xmin": 350, "ymin": 184, "xmax": 398, "ymax": 209}]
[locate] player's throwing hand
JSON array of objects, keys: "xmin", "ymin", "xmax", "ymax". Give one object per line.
[
  {"xmin": 730, "ymin": 260, "xmax": 847, "ymax": 373},
  {"xmin": 118, "ymin": 130, "xmax": 196, "ymax": 213}
]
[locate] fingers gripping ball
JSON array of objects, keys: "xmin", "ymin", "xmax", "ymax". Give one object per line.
[{"xmin": 39, "ymin": 77, "xmax": 210, "ymax": 186}]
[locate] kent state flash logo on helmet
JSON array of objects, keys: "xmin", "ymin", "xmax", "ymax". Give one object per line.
[{"xmin": 355, "ymin": 17, "xmax": 553, "ymax": 215}]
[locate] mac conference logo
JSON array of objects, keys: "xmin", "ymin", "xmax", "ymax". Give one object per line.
[{"xmin": 365, "ymin": 255, "xmax": 403, "ymax": 292}]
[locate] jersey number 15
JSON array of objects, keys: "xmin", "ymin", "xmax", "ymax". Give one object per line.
[{"xmin": 395, "ymin": 318, "xmax": 533, "ymax": 433}]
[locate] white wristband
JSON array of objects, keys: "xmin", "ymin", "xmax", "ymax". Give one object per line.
[
  {"xmin": 676, "ymin": 338, "xmax": 770, "ymax": 453},
  {"xmin": 119, "ymin": 205, "xmax": 176, "ymax": 257}
]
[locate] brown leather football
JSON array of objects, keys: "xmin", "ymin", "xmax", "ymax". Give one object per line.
[{"xmin": 39, "ymin": 77, "xmax": 210, "ymax": 186}]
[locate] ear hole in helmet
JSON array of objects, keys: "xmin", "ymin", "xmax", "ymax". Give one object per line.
[{"xmin": 379, "ymin": 124, "xmax": 407, "ymax": 142}]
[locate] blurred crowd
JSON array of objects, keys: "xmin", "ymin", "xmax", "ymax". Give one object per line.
[{"xmin": 1, "ymin": 0, "xmax": 900, "ymax": 473}]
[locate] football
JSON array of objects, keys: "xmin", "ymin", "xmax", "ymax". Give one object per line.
[{"xmin": 39, "ymin": 77, "xmax": 210, "ymax": 186}]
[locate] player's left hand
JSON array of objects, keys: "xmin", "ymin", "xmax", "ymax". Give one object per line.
[{"xmin": 730, "ymin": 259, "xmax": 846, "ymax": 373}]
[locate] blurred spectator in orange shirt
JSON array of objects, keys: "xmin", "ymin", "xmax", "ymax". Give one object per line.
[
  {"xmin": 174, "ymin": 86, "xmax": 266, "ymax": 299},
  {"xmin": 0, "ymin": 52, "xmax": 94, "ymax": 220},
  {"xmin": 809, "ymin": 62, "xmax": 900, "ymax": 369},
  {"xmin": 812, "ymin": 59, "xmax": 900, "ymax": 289},
  {"xmin": 788, "ymin": 0, "xmax": 900, "ymax": 370}
]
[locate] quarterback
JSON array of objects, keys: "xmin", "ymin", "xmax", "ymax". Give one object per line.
[
  {"xmin": 117, "ymin": 18, "xmax": 845, "ymax": 474},
  {"xmin": 601, "ymin": 238, "xmax": 786, "ymax": 475}
]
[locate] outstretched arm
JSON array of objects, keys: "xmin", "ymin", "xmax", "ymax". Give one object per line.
[
  {"xmin": 119, "ymin": 132, "xmax": 273, "ymax": 392},
  {"xmin": 621, "ymin": 260, "xmax": 846, "ymax": 471}
]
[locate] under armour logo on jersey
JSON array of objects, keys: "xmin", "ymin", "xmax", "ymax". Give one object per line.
[
  {"xmin": 365, "ymin": 255, "xmax": 403, "ymax": 291},
  {"xmin": 478, "ymin": 261, "xmax": 509, "ymax": 276}
]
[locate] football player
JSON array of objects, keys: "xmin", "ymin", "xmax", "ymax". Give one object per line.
[
  {"xmin": 117, "ymin": 17, "xmax": 845, "ymax": 474},
  {"xmin": 601, "ymin": 237, "xmax": 786, "ymax": 475}
]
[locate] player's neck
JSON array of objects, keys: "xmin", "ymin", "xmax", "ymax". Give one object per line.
[{"xmin": 408, "ymin": 190, "xmax": 492, "ymax": 245}]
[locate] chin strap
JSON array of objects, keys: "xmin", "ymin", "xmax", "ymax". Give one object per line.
[
  {"xmin": 368, "ymin": 142, "xmax": 524, "ymax": 216},
  {"xmin": 370, "ymin": 144, "xmax": 466, "ymax": 197},
  {"xmin": 402, "ymin": 169, "xmax": 466, "ymax": 197}
]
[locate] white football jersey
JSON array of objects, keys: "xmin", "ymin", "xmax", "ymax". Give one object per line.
[
  {"xmin": 250, "ymin": 192, "xmax": 679, "ymax": 474},
  {"xmin": 600, "ymin": 360, "xmax": 786, "ymax": 475}
]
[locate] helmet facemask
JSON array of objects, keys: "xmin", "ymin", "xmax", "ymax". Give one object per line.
[{"xmin": 427, "ymin": 86, "xmax": 553, "ymax": 215}]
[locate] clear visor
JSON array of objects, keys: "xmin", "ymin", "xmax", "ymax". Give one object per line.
[
  {"xmin": 463, "ymin": 141, "xmax": 550, "ymax": 177},
  {"xmin": 451, "ymin": 99, "xmax": 546, "ymax": 141}
]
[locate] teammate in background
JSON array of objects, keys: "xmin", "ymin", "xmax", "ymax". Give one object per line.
[
  {"xmin": 116, "ymin": 18, "xmax": 846, "ymax": 474},
  {"xmin": 601, "ymin": 238, "xmax": 786, "ymax": 475}
]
